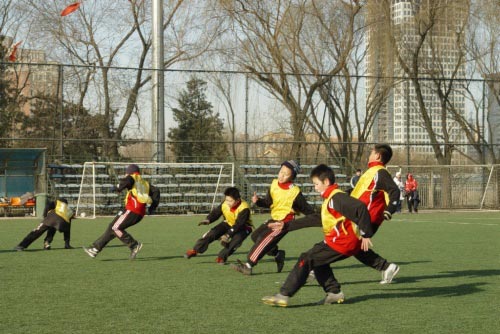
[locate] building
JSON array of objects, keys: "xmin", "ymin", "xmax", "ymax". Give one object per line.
[
  {"xmin": 366, "ymin": 0, "xmax": 469, "ymax": 154},
  {"xmin": 2, "ymin": 36, "xmax": 60, "ymax": 116}
]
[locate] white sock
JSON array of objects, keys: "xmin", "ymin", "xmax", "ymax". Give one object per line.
[{"xmin": 245, "ymin": 263, "xmax": 252, "ymax": 269}]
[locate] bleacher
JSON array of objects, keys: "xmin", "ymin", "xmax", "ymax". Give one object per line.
[
  {"xmin": 46, "ymin": 163, "xmax": 350, "ymax": 216},
  {"xmin": 48, "ymin": 163, "xmax": 234, "ymax": 216}
]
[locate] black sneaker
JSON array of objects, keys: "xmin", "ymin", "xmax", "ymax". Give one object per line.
[
  {"xmin": 275, "ymin": 250, "xmax": 286, "ymax": 273},
  {"xmin": 13, "ymin": 245, "xmax": 25, "ymax": 252},
  {"xmin": 231, "ymin": 259, "xmax": 252, "ymax": 275}
]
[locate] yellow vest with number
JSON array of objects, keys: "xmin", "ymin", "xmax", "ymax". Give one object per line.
[
  {"xmin": 127, "ymin": 174, "xmax": 152, "ymax": 205},
  {"xmin": 321, "ymin": 189, "xmax": 360, "ymax": 238},
  {"xmin": 221, "ymin": 200, "xmax": 251, "ymax": 227},
  {"xmin": 269, "ymin": 179, "xmax": 300, "ymax": 221},
  {"xmin": 55, "ymin": 200, "xmax": 74, "ymax": 223},
  {"xmin": 350, "ymin": 165, "xmax": 389, "ymax": 205}
]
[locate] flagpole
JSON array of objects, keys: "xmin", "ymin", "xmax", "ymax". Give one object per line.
[{"xmin": 152, "ymin": 0, "xmax": 165, "ymax": 162}]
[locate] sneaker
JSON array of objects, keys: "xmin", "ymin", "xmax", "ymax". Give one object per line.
[
  {"xmin": 306, "ymin": 270, "xmax": 316, "ymax": 284},
  {"xmin": 129, "ymin": 242, "xmax": 143, "ymax": 260},
  {"xmin": 216, "ymin": 257, "xmax": 226, "ymax": 265},
  {"xmin": 318, "ymin": 291, "xmax": 345, "ymax": 305},
  {"xmin": 43, "ymin": 242, "xmax": 51, "ymax": 250},
  {"xmin": 275, "ymin": 250, "xmax": 286, "ymax": 273},
  {"xmin": 184, "ymin": 249, "xmax": 197, "ymax": 259},
  {"xmin": 13, "ymin": 245, "xmax": 25, "ymax": 252},
  {"xmin": 262, "ymin": 293, "xmax": 289, "ymax": 307},
  {"xmin": 231, "ymin": 259, "xmax": 252, "ymax": 275},
  {"xmin": 380, "ymin": 263, "xmax": 400, "ymax": 284},
  {"xmin": 83, "ymin": 247, "xmax": 99, "ymax": 258},
  {"xmin": 64, "ymin": 244, "xmax": 74, "ymax": 249}
]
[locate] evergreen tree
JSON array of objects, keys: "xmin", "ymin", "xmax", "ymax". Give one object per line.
[
  {"xmin": 168, "ymin": 77, "xmax": 227, "ymax": 162},
  {"xmin": 20, "ymin": 95, "xmax": 104, "ymax": 160}
]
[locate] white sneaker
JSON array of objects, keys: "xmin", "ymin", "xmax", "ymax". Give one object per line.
[
  {"xmin": 83, "ymin": 247, "xmax": 98, "ymax": 258},
  {"xmin": 318, "ymin": 291, "xmax": 345, "ymax": 305},
  {"xmin": 129, "ymin": 242, "xmax": 143, "ymax": 260},
  {"xmin": 380, "ymin": 263, "xmax": 400, "ymax": 284}
]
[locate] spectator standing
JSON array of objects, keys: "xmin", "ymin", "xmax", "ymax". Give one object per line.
[
  {"xmin": 405, "ymin": 173, "xmax": 419, "ymax": 213},
  {"xmin": 393, "ymin": 171, "xmax": 405, "ymax": 213},
  {"xmin": 350, "ymin": 169, "xmax": 362, "ymax": 189}
]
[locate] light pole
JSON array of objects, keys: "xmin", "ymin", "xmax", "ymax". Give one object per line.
[{"xmin": 152, "ymin": 0, "xmax": 165, "ymax": 162}]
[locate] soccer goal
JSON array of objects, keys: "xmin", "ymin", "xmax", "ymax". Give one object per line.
[{"xmin": 76, "ymin": 162, "xmax": 235, "ymax": 218}]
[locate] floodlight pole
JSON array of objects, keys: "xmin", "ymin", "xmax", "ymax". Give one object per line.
[{"xmin": 152, "ymin": 0, "xmax": 165, "ymax": 162}]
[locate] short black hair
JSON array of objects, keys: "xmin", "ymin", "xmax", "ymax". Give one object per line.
[
  {"xmin": 374, "ymin": 144, "xmax": 393, "ymax": 164},
  {"xmin": 310, "ymin": 164, "xmax": 336, "ymax": 184},
  {"xmin": 224, "ymin": 187, "xmax": 241, "ymax": 200}
]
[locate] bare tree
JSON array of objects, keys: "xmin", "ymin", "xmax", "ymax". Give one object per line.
[
  {"xmin": 468, "ymin": 0, "xmax": 500, "ymax": 164},
  {"xmin": 218, "ymin": 0, "xmax": 361, "ymax": 159},
  {"xmin": 22, "ymin": 0, "xmax": 222, "ymax": 159}
]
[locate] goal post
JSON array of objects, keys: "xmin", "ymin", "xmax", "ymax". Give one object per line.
[{"xmin": 76, "ymin": 162, "xmax": 235, "ymax": 218}]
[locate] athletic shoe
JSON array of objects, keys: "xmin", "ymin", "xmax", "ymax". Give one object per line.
[
  {"xmin": 184, "ymin": 249, "xmax": 197, "ymax": 259},
  {"xmin": 13, "ymin": 245, "xmax": 25, "ymax": 252},
  {"xmin": 231, "ymin": 259, "xmax": 252, "ymax": 275},
  {"xmin": 306, "ymin": 270, "xmax": 316, "ymax": 284},
  {"xmin": 43, "ymin": 241, "xmax": 51, "ymax": 250},
  {"xmin": 64, "ymin": 244, "xmax": 74, "ymax": 249},
  {"xmin": 275, "ymin": 250, "xmax": 286, "ymax": 273},
  {"xmin": 216, "ymin": 257, "xmax": 226, "ymax": 265},
  {"xmin": 262, "ymin": 293, "xmax": 289, "ymax": 307},
  {"xmin": 317, "ymin": 292, "xmax": 345, "ymax": 305},
  {"xmin": 129, "ymin": 242, "xmax": 143, "ymax": 260},
  {"xmin": 380, "ymin": 263, "xmax": 400, "ymax": 284},
  {"xmin": 83, "ymin": 247, "xmax": 99, "ymax": 258}
]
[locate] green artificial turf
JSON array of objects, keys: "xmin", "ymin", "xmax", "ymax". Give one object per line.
[{"xmin": 1, "ymin": 211, "xmax": 499, "ymax": 333}]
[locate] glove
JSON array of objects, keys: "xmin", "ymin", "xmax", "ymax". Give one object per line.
[
  {"xmin": 220, "ymin": 234, "xmax": 231, "ymax": 247},
  {"xmin": 110, "ymin": 185, "xmax": 118, "ymax": 193},
  {"xmin": 198, "ymin": 219, "xmax": 210, "ymax": 226},
  {"xmin": 383, "ymin": 211, "xmax": 392, "ymax": 221}
]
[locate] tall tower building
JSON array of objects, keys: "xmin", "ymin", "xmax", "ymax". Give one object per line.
[{"xmin": 366, "ymin": 0, "xmax": 468, "ymax": 154}]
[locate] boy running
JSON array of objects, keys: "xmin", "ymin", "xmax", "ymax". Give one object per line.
[
  {"xmin": 14, "ymin": 198, "xmax": 74, "ymax": 251},
  {"xmin": 83, "ymin": 164, "xmax": 160, "ymax": 260},
  {"xmin": 262, "ymin": 164, "xmax": 373, "ymax": 307},
  {"xmin": 184, "ymin": 187, "xmax": 252, "ymax": 264},
  {"xmin": 350, "ymin": 144, "xmax": 401, "ymax": 284},
  {"xmin": 231, "ymin": 160, "xmax": 315, "ymax": 275}
]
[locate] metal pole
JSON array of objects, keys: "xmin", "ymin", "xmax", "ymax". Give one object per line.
[
  {"xmin": 58, "ymin": 65, "xmax": 64, "ymax": 158},
  {"xmin": 406, "ymin": 79, "xmax": 410, "ymax": 168},
  {"xmin": 244, "ymin": 74, "xmax": 249, "ymax": 163},
  {"xmin": 152, "ymin": 0, "xmax": 165, "ymax": 162}
]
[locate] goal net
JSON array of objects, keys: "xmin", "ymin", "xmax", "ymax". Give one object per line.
[{"xmin": 76, "ymin": 162, "xmax": 235, "ymax": 218}]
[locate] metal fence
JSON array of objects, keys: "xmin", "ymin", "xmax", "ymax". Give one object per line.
[{"xmin": 1, "ymin": 62, "xmax": 500, "ymax": 166}]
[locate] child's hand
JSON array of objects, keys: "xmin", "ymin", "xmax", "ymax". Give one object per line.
[
  {"xmin": 361, "ymin": 238, "xmax": 373, "ymax": 251},
  {"xmin": 252, "ymin": 192, "xmax": 258, "ymax": 203},
  {"xmin": 268, "ymin": 221, "xmax": 284, "ymax": 231}
]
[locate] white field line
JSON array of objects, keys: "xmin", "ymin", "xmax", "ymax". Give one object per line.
[{"xmin": 398, "ymin": 219, "xmax": 499, "ymax": 226}]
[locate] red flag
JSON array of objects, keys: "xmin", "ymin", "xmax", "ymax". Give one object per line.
[
  {"xmin": 8, "ymin": 41, "xmax": 22, "ymax": 62},
  {"xmin": 61, "ymin": 2, "xmax": 81, "ymax": 17}
]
